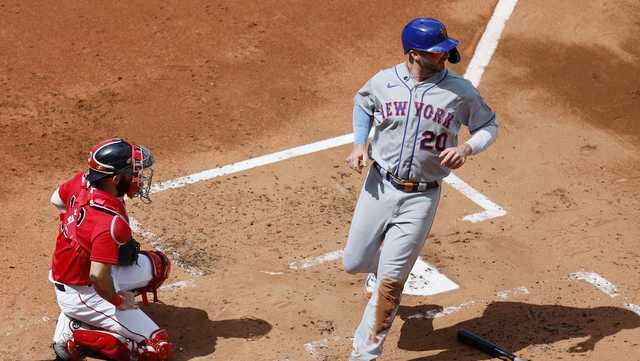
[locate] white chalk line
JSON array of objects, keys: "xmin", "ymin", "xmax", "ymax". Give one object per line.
[
  {"xmin": 497, "ymin": 286, "xmax": 530, "ymax": 300},
  {"xmin": 149, "ymin": 136, "xmax": 505, "ymax": 224},
  {"xmin": 625, "ymin": 303, "xmax": 640, "ymax": 316},
  {"xmin": 406, "ymin": 286, "xmax": 530, "ymax": 320},
  {"xmin": 569, "ymin": 271, "xmax": 619, "ymax": 298},
  {"xmin": 149, "ymin": 134, "xmax": 505, "ymax": 223},
  {"xmin": 444, "ymin": 173, "xmax": 506, "ymax": 223},
  {"xmin": 443, "ymin": 0, "xmax": 516, "ymax": 223},
  {"xmin": 151, "ymin": 134, "xmax": 353, "ymax": 193},
  {"xmin": 304, "ymin": 338, "xmax": 329, "ymax": 361},
  {"xmin": 160, "ymin": 279, "xmax": 196, "ymax": 291},
  {"xmin": 569, "ymin": 271, "xmax": 640, "ymax": 316},
  {"xmin": 303, "ymin": 336, "xmax": 355, "ymax": 361},
  {"xmin": 129, "ymin": 216, "xmax": 203, "ymax": 276},
  {"xmin": 261, "ymin": 271, "xmax": 285, "ymax": 275},
  {"xmin": 406, "ymin": 301, "xmax": 477, "ymax": 320},
  {"xmin": 289, "ymin": 250, "xmax": 344, "ymax": 270},
  {"xmin": 464, "ymin": 0, "xmax": 519, "ymax": 88}
]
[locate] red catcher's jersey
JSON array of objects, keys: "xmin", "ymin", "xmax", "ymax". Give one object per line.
[{"xmin": 51, "ymin": 172, "xmax": 131, "ymax": 285}]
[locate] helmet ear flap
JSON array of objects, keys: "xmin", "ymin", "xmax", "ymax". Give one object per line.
[{"xmin": 448, "ymin": 48, "xmax": 461, "ymax": 64}]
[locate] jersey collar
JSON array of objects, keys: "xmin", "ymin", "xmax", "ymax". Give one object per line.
[{"xmin": 395, "ymin": 62, "xmax": 447, "ymax": 88}]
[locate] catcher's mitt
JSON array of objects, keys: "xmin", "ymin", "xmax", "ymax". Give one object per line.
[{"xmin": 118, "ymin": 238, "xmax": 140, "ymax": 266}]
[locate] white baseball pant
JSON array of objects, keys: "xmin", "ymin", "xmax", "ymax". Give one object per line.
[{"xmin": 51, "ymin": 254, "xmax": 160, "ymax": 345}]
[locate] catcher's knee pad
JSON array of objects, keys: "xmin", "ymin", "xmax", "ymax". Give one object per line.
[
  {"xmin": 136, "ymin": 250, "xmax": 171, "ymax": 304},
  {"xmin": 138, "ymin": 329, "xmax": 173, "ymax": 361},
  {"xmin": 71, "ymin": 329, "xmax": 133, "ymax": 361}
]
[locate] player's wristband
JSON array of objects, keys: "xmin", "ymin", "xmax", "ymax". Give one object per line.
[{"xmin": 109, "ymin": 294, "xmax": 124, "ymax": 307}]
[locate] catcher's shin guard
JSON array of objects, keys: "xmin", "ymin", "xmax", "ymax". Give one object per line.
[
  {"xmin": 138, "ymin": 329, "xmax": 173, "ymax": 361},
  {"xmin": 71, "ymin": 329, "xmax": 133, "ymax": 361},
  {"xmin": 136, "ymin": 250, "xmax": 171, "ymax": 304}
]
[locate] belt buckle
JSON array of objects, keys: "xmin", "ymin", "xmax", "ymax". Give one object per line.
[{"xmin": 402, "ymin": 182, "xmax": 414, "ymax": 192}]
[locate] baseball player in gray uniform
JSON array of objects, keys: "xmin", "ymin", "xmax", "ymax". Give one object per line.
[{"xmin": 343, "ymin": 17, "xmax": 498, "ymax": 360}]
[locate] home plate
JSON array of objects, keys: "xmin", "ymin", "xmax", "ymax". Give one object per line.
[{"xmin": 403, "ymin": 257, "xmax": 459, "ymax": 296}]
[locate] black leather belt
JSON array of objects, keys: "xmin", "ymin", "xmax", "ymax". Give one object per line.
[{"xmin": 373, "ymin": 162, "xmax": 439, "ymax": 192}]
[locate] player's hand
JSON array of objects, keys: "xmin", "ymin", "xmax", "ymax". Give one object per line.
[
  {"xmin": 439, "ymin": 144, "xmax": 472, "ymax": 169},
  {"xmin": 346, "ymin": 144, "xmax": 368, "ymax": 173},
  {"xmin": 116, "ymin": 291, "xmax": 138, "ymax": 310}
]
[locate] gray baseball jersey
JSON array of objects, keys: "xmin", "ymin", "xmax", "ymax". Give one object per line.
[{"xmin": 354, "ymin": 62, "xmax": 497, "ymax": 182}]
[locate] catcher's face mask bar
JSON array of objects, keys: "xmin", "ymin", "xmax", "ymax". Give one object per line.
[{"xmin": 129, "ymin": 144, "xmax": 155, "ymax": 203}]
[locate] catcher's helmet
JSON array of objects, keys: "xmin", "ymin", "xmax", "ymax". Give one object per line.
[
  {"xmin": 401, "ymin": 17, "xmax": 461, "ymax": 64},
  {"xmin": 86, "ymin": 138, "xmax": 154, "ymax": 202}
]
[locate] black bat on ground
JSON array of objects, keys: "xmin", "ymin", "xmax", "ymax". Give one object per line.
[{"xmin": 457, "ymin": 329, "xmax": 531, "ymax": 361}]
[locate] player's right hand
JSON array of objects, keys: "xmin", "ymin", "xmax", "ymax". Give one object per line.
[
  {"xmin": 117, "ymin": 291, "xmax": 138, "ymax": 310},
  {"xmin": 346, "ymin": 144, "xmax": 368, "ymax": 173}
]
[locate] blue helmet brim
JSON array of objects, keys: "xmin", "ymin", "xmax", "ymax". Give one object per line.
[{"xmin": 424, "ymin": 38, "xmax": 459, "ymax": 53}]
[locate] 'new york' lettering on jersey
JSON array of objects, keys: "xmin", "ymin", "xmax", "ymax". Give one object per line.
[{"xmin": 355, "ymin": 62, "xmax": 497, "ymax": 182}]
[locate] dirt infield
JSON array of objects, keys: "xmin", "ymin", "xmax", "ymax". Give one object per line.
[{"xmin": 1, "ymin": 1, "xmax": 639, "ymax": 360}]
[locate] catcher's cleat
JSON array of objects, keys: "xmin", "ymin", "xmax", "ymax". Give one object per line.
[
  {"xmin": 52, "ymin": 339, "xmax": 84, "ymax": 361},
  {"xmin": 364, "ymin": 273, "xmax": 377, "ymax": 299}
]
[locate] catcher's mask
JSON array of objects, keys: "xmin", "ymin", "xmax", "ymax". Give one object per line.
[{"xmin": 86, "ymin": 138, "xmax": 155, "ymax": 203}]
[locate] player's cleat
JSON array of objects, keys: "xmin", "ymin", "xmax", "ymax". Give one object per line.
[
  {"xmin": 52, "ymin": 339, "xmax": 83, "ymax": 361},
  {"xmin": 364, "ymin": 273, "xmax": 377, "ymax": 299}
]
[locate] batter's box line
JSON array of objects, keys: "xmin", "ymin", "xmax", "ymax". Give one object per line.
[
  {"xmin": 148, "ymin": 136, "xmax": 506, "ymax": 223},
  {"xmin": 443, "ymin": 173, "xmax": 506, "ymax": 223},
  {"xmin": 129, "ymin": 216, "xmax": 203, "ymax": 276},
  {"xmin": 569, "ymin": 271, "xmax": 640, "ymax": 316}
]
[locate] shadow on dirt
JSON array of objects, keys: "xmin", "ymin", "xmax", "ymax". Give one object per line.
[
  {"xmin": 397, "ymin": 301, "xmax": 640, "ymax": 361},
  {"xmin": 144, "ymin": 303, "xmax": 272, "ymax": 361}
]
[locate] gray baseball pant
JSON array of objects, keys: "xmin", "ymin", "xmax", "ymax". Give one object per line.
[{"xmin": 343, "ymin": 167, "xmax": 440, "ymax": 361}]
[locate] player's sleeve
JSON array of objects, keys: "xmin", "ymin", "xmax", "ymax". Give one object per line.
[
  {"xmin": 57, "ymin": 172, "xmax": 83, "ymax": 207},
  {"xmin": 50, "ymin": 187, "xmax": 66, "ymax": 212},
  {"xmin": 90, "ymin": 231, "xmax": 120, "ymax": 265},
  {"xmin": 459, "ymin": 86, "xmax": 497, "ymax": 133},
  {"xmin": 57, "ymin": 180, "xmax": 73, "ymax": 206},
  {"xmin": 458, "ymin": 84, "xmax": 498, "ymax": 154},
  {"xmin": 353, "ymin": 72, "xmax": 382, "ymax": 116}
]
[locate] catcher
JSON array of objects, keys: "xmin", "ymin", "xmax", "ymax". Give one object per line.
[{"xmin": 49, "ymin": 138, "xmax": 172, "ymax": 361}]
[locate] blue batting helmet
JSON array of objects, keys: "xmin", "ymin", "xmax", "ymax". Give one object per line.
[{"xmin": 401, "ymin": 17, "xmax": 461, "ymax": 63}]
